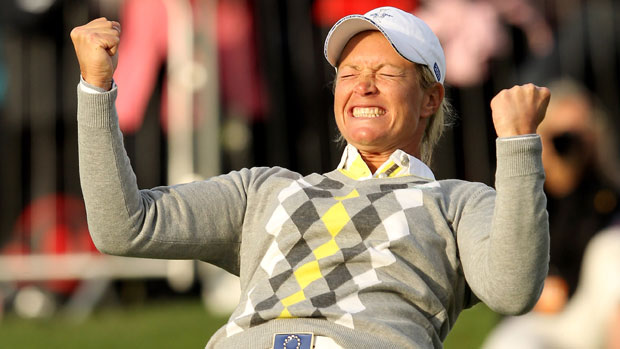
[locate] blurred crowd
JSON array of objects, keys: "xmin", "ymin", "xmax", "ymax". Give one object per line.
[
  {"xmin": 483, "ymin": 78, "xmax": 620, "ymax": 349},
  {"xmin": 0, "ymin": 0, "xmax": 619, "ymax": 347}
]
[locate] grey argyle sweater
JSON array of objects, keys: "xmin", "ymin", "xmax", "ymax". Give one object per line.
[{"xmin": 77, "ymin": 87, "xmax": 549, "ymax": 348}]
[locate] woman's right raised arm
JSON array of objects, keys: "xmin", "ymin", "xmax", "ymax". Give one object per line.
[{"xmin": 72, "ymin": 19, "xmax": 247, "ymax": 274}]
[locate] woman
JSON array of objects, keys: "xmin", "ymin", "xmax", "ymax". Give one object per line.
[{"xmin": 71, "ymin": 6, "xmax": 549, "ymax": 348}]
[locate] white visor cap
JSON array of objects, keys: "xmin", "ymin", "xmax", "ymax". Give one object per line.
[{"xmin": 324, "ymin": 6, "xmax": 446, "ymax": 84}]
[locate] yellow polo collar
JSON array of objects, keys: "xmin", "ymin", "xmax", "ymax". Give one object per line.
[{"xmin": 336, "ymin": 144, "xmax": 435, "ymax": 181}]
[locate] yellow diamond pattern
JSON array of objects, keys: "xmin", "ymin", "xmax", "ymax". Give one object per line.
[
  {"xmin": 278, "ymin": 307, "xmax": 293, "ymax": 318},
  {"xmin": 282, "ymin": 289, "xmax": 306, "ymax": 307},
  {"xmin": 313, "ymin": 238, "xmax": 339, "ymax": 260},
  {"xmin": 321, "ymin": 202, "xmax": 349, "ymax": 237},
  {"xmin": 294, "ymin": 260, "xmax": 322, "ymax": 289},
  {"xmin": 275, "ymin": 189, "xmax": 360, "ymax": 320},
  {"xmin": 334, "ymin": 189, "xmax": 359, "ymax": 201}
]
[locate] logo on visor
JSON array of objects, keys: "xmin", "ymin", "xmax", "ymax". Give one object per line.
[
  {"xmin": 433, "ymin": 63, "xmax": 441, "ymax": 82},
  {"xmin": 368, "ymin": 9, "xmax": 393, "ymax": 19}
]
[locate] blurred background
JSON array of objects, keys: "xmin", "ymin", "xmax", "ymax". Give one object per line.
[{"xmin": 0, "ymin": 0, "xmax": 619, "ymax": 348}]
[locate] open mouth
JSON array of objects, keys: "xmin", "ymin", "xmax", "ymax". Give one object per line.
[{"xmin": 352, "ymin": 107, "xmax": 386, "ymax": 118}]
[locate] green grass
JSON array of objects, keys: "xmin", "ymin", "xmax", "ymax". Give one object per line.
[
  {"xmin": 0, "ymin": 299, "xmax": 228, "ymax": 349},
  {"xmin": 444, "ymin": 303, "xmax": 501, "ymax": 348},
  {"xmin": 0, "ymin": 299, "xmax": 499, "ymax": 348}
]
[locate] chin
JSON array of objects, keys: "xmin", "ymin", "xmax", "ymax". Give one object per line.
[
  {"xmin": 349, "ymin": 139, "xmax": 380, "ymax": 150},
  {"xmin": 347, "ymin": 131, "xmax": 382, "ymax": 145}
]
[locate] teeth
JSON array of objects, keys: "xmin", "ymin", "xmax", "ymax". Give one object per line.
[{"xmin": 352, "ymin": 107, "xmax": 385, "ymax": 118}]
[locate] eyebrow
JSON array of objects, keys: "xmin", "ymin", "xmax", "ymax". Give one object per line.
[{"xmin": 338, "ymin": 63, "xmax": 406, "ymax": 71}]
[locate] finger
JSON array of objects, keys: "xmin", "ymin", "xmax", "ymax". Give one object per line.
[
  {"xmin": 537, "ymin": 86, "xmax": 551, "ymax": 101},
  {"xmin": 89, "ymin": 17, "xmax": 108, "ymax": 24},
  {"xmin": 71, "ymin": 24, "xmax": 120, "ymax": 46},
  {"xmin": 95, "ymin": 34, "xmax": 120, "ymax": 55},
  {"xmin": 91, "ymin": 20, "xmax": 121, "ymax": 33},
  {"xmin": 84, "ymin": 18, "xmax": 121, "ymax": 33},
  {"xmin": 74, "ymin": 28, "xmax": 119, "ymax": 57},
  {"xmin": 110, "ymin": 21, "xmax": 121, "ymax": 34},
  {"xmin": 537, "ymin": 87, "xmax": 551, "ymax": 115},
  {"xmin": 107, "ymin": 42, "xmax": 119, "ymax": 57}
]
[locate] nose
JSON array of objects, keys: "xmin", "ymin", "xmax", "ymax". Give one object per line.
[{"xmin": 354, "ymin": 73, "xmax": 378, "ymax": 95}]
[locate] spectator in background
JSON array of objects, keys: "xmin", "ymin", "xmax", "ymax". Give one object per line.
[
  {"xmin": 483, "ymin": 79, "xmax": 620, "ymax": 348},
  {"xmin": 483, "ymin": 226, "xmax": 620, "ymax": 349},
  {"xmin": 416, "ymin": 0, "xmax": 553, "ymax": 87},
  {"xmin": 114, "ymin": 0, "xmax": 266, "ymax": 134},
  {"xmin": 535, "ymin": 79, "xmax": 620, "ymax": 313}
]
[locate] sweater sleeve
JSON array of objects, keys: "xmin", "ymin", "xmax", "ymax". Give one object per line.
[
  {"xmin": 456, "ymin": 136, "xmax": 549, "ymax": 315},
  {"xmin": 76, "ymin": 86, "xmax": 246, "ymax": 275}
]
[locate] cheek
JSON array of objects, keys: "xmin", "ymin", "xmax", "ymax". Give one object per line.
[
  {"xmin": 332, "ymin": 94, "xmax": 345, "ymax": 131},
  {"xmin": 385, "ymin": 82, "xmax": 416, "ymax": 106},
  {"xmin": 404, "ymin": 89, "xmax": 421, "ymax": 110},
  {"xmin": 333, "ymin": 86, "xmax": 344, "ymax": 110},
  {"xmin": 391, "ymin": 91, "xmax": 418, "ymax": 120},
  {"xmin": 333, "ymin": 85, "xmax": 351, "ymax": 123}
]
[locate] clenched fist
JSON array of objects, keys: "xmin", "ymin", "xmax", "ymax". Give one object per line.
[
  {"xmin": 491, "ymin": 84, "xmax": 551, "ymax": 137},
  {"xmin": 70, "ymin": 18, "xmax": 121, "ymax": 90}
]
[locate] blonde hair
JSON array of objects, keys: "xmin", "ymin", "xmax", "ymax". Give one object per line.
[{"xmin": 416, "ymin": 64, "xmax": 453, "ymax": 166}]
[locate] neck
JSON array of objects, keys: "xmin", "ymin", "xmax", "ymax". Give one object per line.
[{"xmin": 358, "ymin": 151, "xmax": 392, "ymax": 173}]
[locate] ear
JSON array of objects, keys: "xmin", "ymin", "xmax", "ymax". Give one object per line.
[{"xmin": 421, "ymin": 83, "xmax": 444, "ymax": 118}]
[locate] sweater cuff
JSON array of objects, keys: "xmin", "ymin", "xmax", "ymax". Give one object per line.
[
  {"xmin": 495, "ymin": 135, "xmax": 544, "ymax": 178},
  {"xmin": 79, "ymin": 76, "xmax": 117, "ymax": 93},
  {"xmin": 76, "ymin": 84, "xmax": 119, "ymax": 130}
]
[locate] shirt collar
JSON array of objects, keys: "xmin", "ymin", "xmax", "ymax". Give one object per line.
[{"xmin": 336, "ymin": 144, "xmax": 435, "ymax": 181}]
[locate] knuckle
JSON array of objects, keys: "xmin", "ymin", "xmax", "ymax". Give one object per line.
[
  {"xmin": 525, "ymin": 84, "xmax": 538, "ymax": 94},
  {"xmin": 71, "ymin": 26, "xmax": 84, "ymax": 37},
  {"xmin": 86, "ymin": 32, "xmax": 100, "ymax": 42}
]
